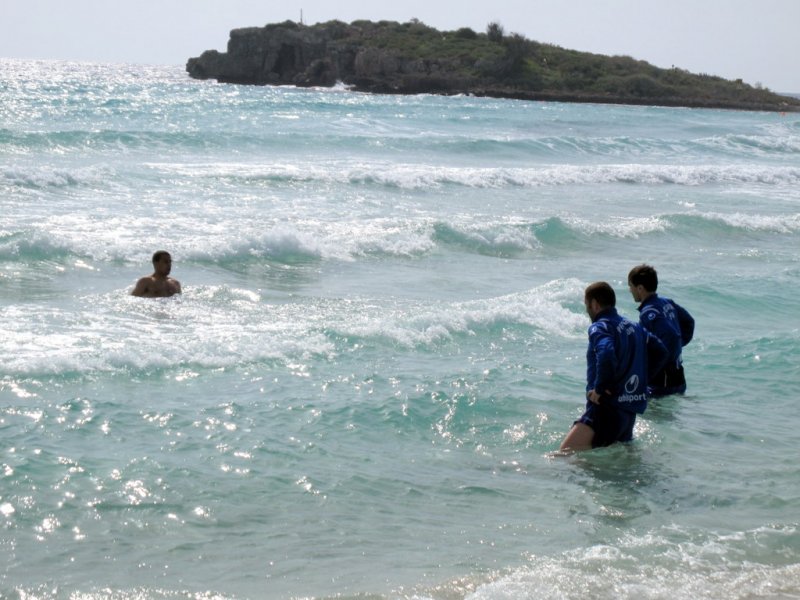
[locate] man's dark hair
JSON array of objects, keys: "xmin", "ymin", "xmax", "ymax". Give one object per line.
[
  {"xmin": 152, "ymin": 250, "xmax": 171, "ymax": 264},
  {"xmin": 585, "ymin": 281, "xmax": 616, "ymax": 308},
  {"xmin": 628, "ymin": 264, "xmax": 658, "ymax": 292}
]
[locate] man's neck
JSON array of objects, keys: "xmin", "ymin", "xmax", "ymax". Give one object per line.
[{"xmin": 640, "ymin": 291, "xmax": 656, "ymax": 303}]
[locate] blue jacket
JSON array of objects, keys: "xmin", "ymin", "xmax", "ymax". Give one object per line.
[
  {"xmin": 637, "ymin": 294, "xmax": 694, "ymax": 364},
  {"xmin": 637, "ymin": 294, "xmax": 694, "ymax": 395},
  {"xmin": 586, "ymin": 308, "xmax": 669, "ymax": 414}
]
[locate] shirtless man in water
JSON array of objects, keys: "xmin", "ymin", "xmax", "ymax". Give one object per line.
[{"xmin": 131, "ymin": 250, "xmax": 182, "ymax": 297}]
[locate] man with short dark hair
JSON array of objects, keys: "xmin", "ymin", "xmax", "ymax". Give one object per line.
[
  {"xmin": 131, "ymin": 251, "xmax": 182, "ymax": 298},
  {"xmin": 628, "ymin": 264, "xmax": 694, "ymax": 397},
  {"xmin": 559, "ymin": 281, "xmax": 668, "ymax": 453}
]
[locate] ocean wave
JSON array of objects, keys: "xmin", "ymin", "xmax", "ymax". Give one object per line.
[
  {"xmin": 6, "ymin": 126, "xmax": 798, "ymax": 162},
  {"xmin": 429, "ymin": 212, "xmax": 799, "ymax": 257},
  {"xmin": 147, "ymin": 161, "xmax": 800, "ymax": 190},
  {"xmin": 667, "ymin": 211, "xmax": 800, "ymax": 235},
  {"xmin": 699, "ymin": 132, "xmax": 800, "ymax": 156},
  {"xmin": 0, "ymin": 230, "xmax": 75, "ymax": 261},
  {"xmin": 325, "ymin": 279, "xmax": 587, "ymax": 348},
  {"xmin": 185, "ymin": 226, "xmax": 328, "ymax": 264},
  {"xmin": 0, "ymin": 279, "xmax": 587, "ymax": 379},
  {"xmin": 2, "ymin": 210, "xmax": 794, "ymax": 270},
  {"xmin": 0, "ymin": 225, "xmax": 336, "ymax": 266},
  {"xmin": 558, "ymin": 215, "xmax": 670, "ymax": 239},
  {"xmin": 1, "ymin": 164, "xmax": 115, "ymax": 189},
  {"xmin": 0, "ymin": 290, "xmax": 337, "ymax": 379},
  {"xmin": 542, "ymin": 212, "xmax": 799, "ymax": 241},
  {"xmin": 432, "ymin": 222, "xmax": 540, "ymax": 257},
  {"xmin": 700, "ymin": 211, "xmax": 800, "ymax": 233},
  {"xmin": 0, "ymin": 128, "xmax": 295, "ymax": 155},
  {"xmin": 459, "ymin": 524, "xmax": 800, "ymax": 600},
  {"xmin": 7, "ymin": 524, "xmax": 796, "ymax": 599},
  {"xmin": 375, "ymin": 134, "xmax": 731, "ymax": 160}
]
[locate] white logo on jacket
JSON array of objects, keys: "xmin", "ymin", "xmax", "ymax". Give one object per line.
[
  {"xmin": 625, "ymin": 374, "xmax": 639, "ymax": 394},
  {"xmin": 618, "ymin": 374, "xmax": 646, "ymax": 404}
]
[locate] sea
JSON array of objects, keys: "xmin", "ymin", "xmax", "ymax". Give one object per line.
[{"xmin": 1, "ymin": 58, "xmax": 799, "ymax": 600}]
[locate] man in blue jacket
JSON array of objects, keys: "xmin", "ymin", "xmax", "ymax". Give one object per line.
[
  {"xmin": 628, "ymin": 264, "xmax": 695, "ymax": 397},
  {"xmin": 560, "ymin": 281, "xmax": 668, "ymax": 453}
]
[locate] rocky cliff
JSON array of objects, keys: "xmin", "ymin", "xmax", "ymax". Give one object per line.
[{"xmin": 186, "ymin": 20, "xmax": 479, "ymax": 94}]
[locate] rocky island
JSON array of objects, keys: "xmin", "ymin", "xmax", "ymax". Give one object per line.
[{"xmin": 187, "ymin": 19, "xmax": 800, "ymax": 112}]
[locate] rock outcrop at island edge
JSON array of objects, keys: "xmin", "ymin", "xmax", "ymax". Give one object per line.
[
  {"xmin": 187, "ymin": 20, "xmax": 800, "ymax": 112},
  {"xmin": 186, "ymin": 20, "xmax": 474, "ymax": 94}
]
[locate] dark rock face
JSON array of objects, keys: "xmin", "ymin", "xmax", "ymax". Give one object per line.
[
  {"xmin": 187, "ymin": 22, "xmax": 342, "ymax": 86},
  {"xmin": 186, "ymin": 21, "xmax": 474, "ymax": 94}
]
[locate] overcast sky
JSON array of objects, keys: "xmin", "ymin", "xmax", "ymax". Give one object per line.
[{"xmin": 2, "ymin": 0, "xmax": 798, "ymax": 92}]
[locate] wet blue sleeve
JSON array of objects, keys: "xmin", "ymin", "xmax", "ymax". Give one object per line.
[
  {"xmin": 588, "ymin": 324, "xmax": 616, "ymax": 394},
  {"xmin": 670, "ymin": 300, "xmax": 695, "ymax": 345},
  {"xmin": 646, "ymin": 330, "xmax": 669, "ymax": 380},
  {"xmin": 642, "ymin": 307, "xmax": 681, "ymax": 354}
]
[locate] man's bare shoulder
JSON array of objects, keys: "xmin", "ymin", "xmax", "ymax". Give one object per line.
[
  {"xmin": 131, "ymin": 276, "xmax": 181, "ymax": 298},
  {"xmin": 131, "ymin": 276, "xmax": 155, "ymax": 297}
]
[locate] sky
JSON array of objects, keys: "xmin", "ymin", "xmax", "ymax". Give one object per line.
[{"xmin": 2, "ymin": 0, "xmax": 798, "ymax": 92}]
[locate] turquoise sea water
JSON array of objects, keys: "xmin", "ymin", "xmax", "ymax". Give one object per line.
[{"xmin": 1, "ymin": 58, "xmax": 799, "ymax": 599}]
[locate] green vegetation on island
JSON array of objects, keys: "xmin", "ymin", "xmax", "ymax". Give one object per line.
[{"xmin": 187, "ymin": 19, "xmax": 800, "ymax": 112}]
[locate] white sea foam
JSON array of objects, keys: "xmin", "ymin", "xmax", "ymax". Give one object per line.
[
  {"xmin": 2, "ymin": 165, "xmax": 114, "ymax": 189},
  {"xmin": 461, "ymin": 525, "xmax": 800, "ymax": 600},
  {"xmin": 702, "ymin": 211, "xmax": 800, "ymax": 233},
  {"xmin": 2, "ymin": 205, "xmax": 795, "ymax": 270},
  {"xmin": 333, "ymin": 279, "xmax": 587, "ymax": 347},
  {"xmin": 0, "ymin": 290, "xmax": 338, "ymax": 377},
  {"xmin": 185, "ymin": 225, "xmax": 328, "ymax": 262},
  {"xmin": 0, "ymin": 279, "xmax": 586, "ymax": 377},
  {"xmin": 145, "ymin": 160, "xmax": 800, "ymax": 189},
  {"xmin": 702, "ymin": 133, "xmax": 800, "ymax": 155},
  {"xmin": 561, "ymin": 215, "xmax": 669, "ymax": 238}
]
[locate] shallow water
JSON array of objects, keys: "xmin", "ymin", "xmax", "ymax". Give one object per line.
[{"xmin": 1, "ymin": 58, "xmax": 799, "ymax": 599}]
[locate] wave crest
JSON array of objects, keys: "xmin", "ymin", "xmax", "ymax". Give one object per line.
[{"xmin": 147, "ymin": 161, "xmax": 800, "ymax": 190}]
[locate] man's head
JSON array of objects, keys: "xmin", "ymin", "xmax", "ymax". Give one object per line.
[
  {"xmin": 152, "ymin": 250, "xmax": 172, "ymax": 276},
  {"xmin": 628, "ymin": 264, "xmax": 657, "ymax": 303},
  {"xmin": 584, "ymin": 281, "xmax": 615, "ymax": 321}
]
